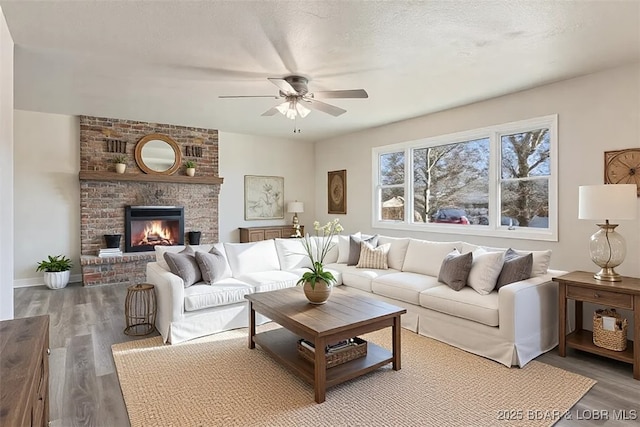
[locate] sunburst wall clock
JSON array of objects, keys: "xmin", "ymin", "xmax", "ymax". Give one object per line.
[{"xmin": 604, "ymin": 148, "xmax": 640, "ymax": 196}]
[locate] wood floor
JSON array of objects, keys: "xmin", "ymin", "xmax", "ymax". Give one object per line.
[{"xmin": 13, "ymin": 283, "xmax": 640, "ymax": 427}]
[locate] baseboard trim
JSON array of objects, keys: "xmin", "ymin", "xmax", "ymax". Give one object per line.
[{"xmin": 14, "ymin": 274, "xmax": 83, "ymax": 288}]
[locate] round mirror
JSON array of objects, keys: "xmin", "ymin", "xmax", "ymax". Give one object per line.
[{"xmin": 134, "ymin": 133, "xmax": 182, "ymax": 175}]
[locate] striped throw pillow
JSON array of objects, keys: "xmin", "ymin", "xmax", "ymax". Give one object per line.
[{"xmin": 356, "ymin": 242, "xmax": 391, "ymax": 269}]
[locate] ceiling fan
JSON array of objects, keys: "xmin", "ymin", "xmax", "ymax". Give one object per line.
[{"xmin": 219, "ymin": 75, "xmax": 368, "ymax": 119}]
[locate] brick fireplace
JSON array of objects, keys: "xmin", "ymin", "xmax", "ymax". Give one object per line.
[{"xmin": 79, "ymin": 116, "xmax": 221, "ymax": 286}]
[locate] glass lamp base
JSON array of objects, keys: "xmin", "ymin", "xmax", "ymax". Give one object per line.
[{"xmin": 589, "ymin": 223, "xmax": 626, "ymax": 282}]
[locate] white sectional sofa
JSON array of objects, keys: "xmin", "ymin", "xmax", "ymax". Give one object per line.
[{"xmin": 147, "ymin": 235, "xmax": 564, "ymax": 367}]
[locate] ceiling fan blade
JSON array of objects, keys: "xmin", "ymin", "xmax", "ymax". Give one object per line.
[
  {"xmin": 304, "ymin": 99, "xmax": 347, "ymax": 117},
  {"xmin": 261, "ymin": 107, "xmax": 280, "ymax": 116},
  {"xmin": 268, "ymin": 78, "xmax": 298, "ymax": 95},
  {"xmin": 310, "ymin": 89, "xmax": 369, "ymax": 99},
  {"xmin": 219, "ymin": 95, "xmax": 279, "ymax": 99}
]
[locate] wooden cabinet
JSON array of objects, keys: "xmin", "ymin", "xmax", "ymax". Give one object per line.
[
  {"xmin": 0, "ymin": 315, "xmax": 50, "ymax": 426},
  {"xmin": 239, "ymin": 225, "xmax": 304, "ymax": 243}
]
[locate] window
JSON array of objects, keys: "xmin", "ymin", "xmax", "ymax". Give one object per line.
[{"xmin": 372, "ymin": 115, "xmax": 557, "ymax": 241}]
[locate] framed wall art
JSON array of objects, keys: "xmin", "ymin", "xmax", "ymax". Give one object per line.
[
  {"xmin": 244, "ymin": 175, "xmax": 285, "ymax": 220},
  {"xmin": 328, "ymin": 169, "xmax": 347, "ymax": 214}
]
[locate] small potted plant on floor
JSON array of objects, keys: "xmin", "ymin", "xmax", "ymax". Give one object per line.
[
  {"xmin": 185, "ymin": 160, "xmax": 196, "ymax": 177},
  {"xmin": 36, "ymin": 255, "xmax": 73, "ymax": 290},
  {"xmin": 113, "ymin": 154, "xmax": 127, "ymax": 174}
]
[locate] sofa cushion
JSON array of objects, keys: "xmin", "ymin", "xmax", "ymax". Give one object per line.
[
  {"xmin": 235, "ymin": 271, "xmax": 299, "ymax": 293},
  {"xmin": 274, "ymin": 238, "xmax": 312, "ymax": 271},
  {"xmin": 438, "ymin": 249, "xmax": 473, "ymax": 291},
  {"xmin": 462, "ymin": 243, "xmax": 551, "ymax": 278},
  {"xmin": 372, "ymin": 272, "xmax": 442, "ymax": 305},
  {"xmin": 195, "ymin": 245, "xmax": 232, "ymax": 284},
  {"xmin": 496, "ymin": 249, "xmax": 533, "ymax": 289},
  {"xmin": 468, "ymin": 248, "xmax": 505, "ymax": 295},
  {"xmin": 163, "ymin": 246, "xmax": 202, "ymax": 288},
  {"xmin": 183, "ymin": 280, "xmax": 254, "ymax": 312},
  {"xmin": 313, "ymin": 235, "xmax": 339, "ymax": 264},
  {"xmin": 327, "ymin": 263, "xmax": 396, "ymax": 292},
  {"xmin": 337, "ymin": 233, "xmax": 360, "ymax": 263},
  {"xmin": 402, "ymin": 239, "xmax": 461, "ymax": 277},
  {"xmin": 377, "ymin": 236, "xmax": 411, "ymax": 270},
  {"xmin": 224, "ymin": 240, "xmax": 281, "ymax": 276},
  {"xmin": 155, "ymin": 244, "xmax": 214, "ymax": 271},
  {"xmin": 419, "ymin": 286, "xmax": 499, "ymax": 327},
  {"xmin": 348, "ymin": 234, "xmax": 379, "ymax": 266},
  {"xmin": 357, "ymin": 242, "xmax": 390, "ymax": 269}
]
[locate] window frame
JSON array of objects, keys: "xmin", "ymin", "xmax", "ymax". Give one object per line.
[{"xmin": 372, "ymin": 115, "xmax": 558, "ymax": 241}]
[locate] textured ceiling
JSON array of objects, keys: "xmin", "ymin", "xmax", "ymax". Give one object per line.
[{"xmin": 2, "ymin": 1, "xmax": 639, "ymax": 141}]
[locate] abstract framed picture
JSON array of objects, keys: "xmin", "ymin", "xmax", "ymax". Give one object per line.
[
  {"xmin": 244, "ymin": 175, "xmax": 284, "ymax": 220},
  {"xmin": 328, "ymin": 169, "xmax": 347, "ymax": 214}
]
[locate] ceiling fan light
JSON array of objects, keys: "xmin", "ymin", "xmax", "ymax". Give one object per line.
[
  {"xmin": 296, "ymin": 102, "xmax": 311, "ymax": 118},
  {"xmin": 275, "ymin": 101, "xmax": 290, "ymax": 116}
]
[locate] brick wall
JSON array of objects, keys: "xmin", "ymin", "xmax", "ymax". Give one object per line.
[{"xmin": 79, "ymin": 116, "xmax": 220, "ymax": 286}]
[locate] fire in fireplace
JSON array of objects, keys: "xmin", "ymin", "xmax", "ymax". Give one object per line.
[{"xmin": 125, "ymin": 206, "xmax": 184, "ymax": 252}]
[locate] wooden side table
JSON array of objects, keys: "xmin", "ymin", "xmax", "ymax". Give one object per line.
[
  {"xmin": 553, "ymin": 271, "xmax": 640, "ymax": 380},
  {"xmin": 124, "ymin": 283, "xmax": 157, "ymax": 336}
]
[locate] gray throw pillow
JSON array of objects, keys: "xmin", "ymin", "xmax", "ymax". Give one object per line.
[
  {"xmin": 164, "ymin": 246, "xmax": 202, "ymax": 288},
  {"xmin": 348, "ymin": 234, "xmax": 379, "ymax": 266},
  {"xmin": 195, "ymin": 247, "xmax": 228, "ymax": 284},
  {"xmin": 438, "ymin": 249, "xmax": 473, "ymax": 291},
  {"xmin": 495, "ymin": 248, "xmax": 533, "ymax": 289}
]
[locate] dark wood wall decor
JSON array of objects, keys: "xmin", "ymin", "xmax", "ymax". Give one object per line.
[{"xmin": 328, "ymin": 169, "xmax": 347, "ymax": 214}]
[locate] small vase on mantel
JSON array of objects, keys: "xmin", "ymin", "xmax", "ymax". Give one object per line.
[
  {"xmin": 115, "ymin": 163, "xmax": 126, "ymax": 174},
  {"xmin": 303, "ymin": 280, "xmax": 332, "ymax": 304},
  {"xmin": 186, "ymin": 167, "xmax": 195, "ymax": 177}
]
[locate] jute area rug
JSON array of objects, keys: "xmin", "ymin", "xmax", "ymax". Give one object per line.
[{"xmin": 112, "ymin": 325, "xmax": 595, "ymax": 427}]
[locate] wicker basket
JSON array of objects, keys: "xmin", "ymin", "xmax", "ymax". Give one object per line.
[
  {"xmin": 593, "ymin": 309, "xmax": 628, "ymax": 352},
  {"xmin": 297, "ymin": 337, "xmax": 367, "ymax": 368}
]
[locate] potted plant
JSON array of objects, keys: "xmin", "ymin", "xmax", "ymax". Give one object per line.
[
  {"xmin": 36, "ymin": 255, "xmax": 73, "ymax": 290},
  {"xmin": 113, "ymin": 154, "xmax": 127, "ymax": 174},
  {"xmin": 296, "ymin": 219, "xmax": 343, "ymax": 304},
  {"xmin": 185, "ymin": 160, "xmax": 196, "ymax": 177}
]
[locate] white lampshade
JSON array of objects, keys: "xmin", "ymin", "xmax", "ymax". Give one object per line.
[
  {"xmin": 578, "ymin": 184, "xmax": 637, "ymax": 221},
  {"xmin": 287, "ymin": 201, "xmax": 304, "ymax": 213}
]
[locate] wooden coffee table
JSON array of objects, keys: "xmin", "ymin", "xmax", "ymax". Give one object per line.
[{"xmin": 245, "ymin": 287, "xmax": 406, "ymax": 403}]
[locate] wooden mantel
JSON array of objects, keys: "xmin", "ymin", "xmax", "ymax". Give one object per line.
[{"xmin": 79, "ymin": 171, "xmax": 224, "ymax": 185}]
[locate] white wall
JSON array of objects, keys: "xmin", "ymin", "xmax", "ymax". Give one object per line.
[
  {"xmin": 0, "ymin": 6, "xmax": 13, "ymax": 318},
  {"xmin": 218, "ymin": 131, "xmax": 315, "ymax": 242},
  {"xmin": 314, "ymin": 63, "xmax": 640, "ymax": 278},
  {"xmin": 13, "ymin": 110, "xmax": 80, "ymax": 285}
]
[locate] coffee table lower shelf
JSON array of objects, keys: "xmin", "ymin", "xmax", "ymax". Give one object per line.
[{"xmin": 253, "ymin": 327, "xmax": 393, "ymax": 389}]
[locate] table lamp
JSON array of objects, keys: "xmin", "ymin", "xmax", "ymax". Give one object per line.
[
  {"xmin": 287, "ymin": 201, "xmax": 304, "ymax": 237},
  {"xmin": 578, "ymin": 184, "xmax": 637, "ymax": 281}
]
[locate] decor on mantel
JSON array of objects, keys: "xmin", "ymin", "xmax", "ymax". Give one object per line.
[
  {"xmin": 244, "ymin": 175, "xmax": 284, "ymax": 220},
  {"xmin": 185, "ymin": 160, "xmax": 196, "ymax": 177},
  {"xmin": 36, "ymin": 255, "xmax": 73, "ymax": 289},
  {"xmin": 104, "ymin": 234, "xmax": 122, "ymax": 249},
  {"xmin": 296, "ymin": 219, "xmax": 343, "ymax": 304},
  {"xmin": 287, "ymin": 201, "xmax": 304, "ymax": 237},
  {"xmin": 134, "ymin": 133, "xmax": 182, "ymax": 175},
  {"xmin": 578, "ymin": 184, "xmax": 637, "ymax": 281},
  {"xmin": 328, "ymin": 169, "xmax": 347, "ymax": 214},
  {"xmin": 113, "ymin": 154, "xmax": 127, "ymax": 174}
]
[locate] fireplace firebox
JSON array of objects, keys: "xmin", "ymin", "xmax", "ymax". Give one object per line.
[{"xmin": 125, "ymin": 206, "xmax": 184, "ymax": 252}]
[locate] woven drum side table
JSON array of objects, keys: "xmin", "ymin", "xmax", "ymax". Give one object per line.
[{"xmin": 124, "ymin": 283, "xmax": 157, "ymax": 336}]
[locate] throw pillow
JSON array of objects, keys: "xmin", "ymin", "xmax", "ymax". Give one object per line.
[
  {"xmin": 348, "ymin": 234, "xmax": 379, "ymax": 266},
  {"xmin": 467, "ymin": 248, "xmax": 505, "ymax": 295},
  {"xmin": 163, "ymin": 246, "xmax": 202, "ymax": 288},
  {"xmin": 496, "ymin": 248, "xmax": 533, "ymax": 289},
  {"xmin": 513, "ymin": 249, "xmax": 552, "ymax": 277},
  {"xmin": 437, "ymin": 249, "xmax": 473, "ymax": 291},
  {"xmin": 356, "ymin": 242, "xmax": 390, "ymax": 269},
  {"xmin": 337, "ymin": 232, "xmax": 360, "ymax": 263},
  {"xmin": 195, "ymin": 246, "xmax": 230, "ymax": 284}
]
